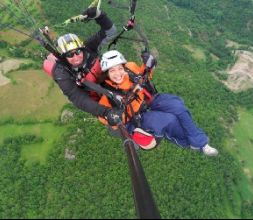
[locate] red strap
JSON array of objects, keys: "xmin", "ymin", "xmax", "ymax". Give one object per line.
[
  {"xmin": 142, "ymin": 88, "xmax": 153, "ymax": 104},
  {"xmin": 85, "ymin": 73, "xmax": 97, "ymax": 83},
  {"xmin": 43, "ymin": 53, "xmax": 57, "ymax": 77}
]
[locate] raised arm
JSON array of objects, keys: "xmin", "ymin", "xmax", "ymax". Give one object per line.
[{"xmin": 83, "ymin": 7, "xmax": 117, "ymax": 53}]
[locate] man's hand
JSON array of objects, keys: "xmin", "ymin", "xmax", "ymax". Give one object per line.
[
  {"xmin": 108, "ymin": 91, "xmax": 124, "ymax": 110},
  {"xmin": 141, "ymin": 51, "xmax": 157, "ymax": 69},
  {"xmin": 82, "ymin": 7, "xmax": 101, "ymax": 20},
  {"xmin": 123, "ymin": 16, "xmax": 135, "ymax": 31},
  {"xmin": 104, "ymin": 109, "xmax": 123, "ymax": 126}
]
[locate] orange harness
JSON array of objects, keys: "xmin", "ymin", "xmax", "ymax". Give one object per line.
[{"xmin": 99, "ymin": 62, "xmax": 154, "ymax": 126}]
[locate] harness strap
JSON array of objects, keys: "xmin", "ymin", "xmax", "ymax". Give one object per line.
[{"xmin": 129, "ymin": 103, "xmax": 142, "ymax": 128}]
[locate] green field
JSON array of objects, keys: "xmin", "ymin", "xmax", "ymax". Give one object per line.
[
  {"xmin": 0, "ymin": 69, "xmax": 67, "ymax": 121},
  {"xmin": 183, "ymin": 44, "xmax": 206, "ymax": 61},
  {"xmin": 0, "ymin": 29, "xmax": 29, "ymax": 45},
  {"xmin": 0, "ymin": 49, "xmax": 9, "ymax": 57},
  {"xmin": 0, "ymin": 59, "xmax": 68, "ymax": 165},
  {"xmin": 0, "ymin": 123, "xmax": 66, "ymax": 164},
  {"xmin": 226, "ymin": 108, "xmax": 253, "ymax": 200}
]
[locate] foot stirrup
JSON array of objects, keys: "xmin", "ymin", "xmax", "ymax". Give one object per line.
[{"xmin": 132, "ymin": 128, "xmax": 157, "ymax": 150}]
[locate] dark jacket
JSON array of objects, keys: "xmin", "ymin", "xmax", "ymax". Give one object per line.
[{"xmin": 53, "ymin": 12, "xmax": 116, "ymax": 117}]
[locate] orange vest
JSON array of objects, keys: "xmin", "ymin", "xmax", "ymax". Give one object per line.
[{"xmin": 99, "ymin": 62, "xmax": 153, "ymax": 126}]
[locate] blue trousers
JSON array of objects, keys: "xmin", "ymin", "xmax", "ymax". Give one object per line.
[{"xmin": 128, "ymin": 94, "xmax": 208, "ymax": 149}]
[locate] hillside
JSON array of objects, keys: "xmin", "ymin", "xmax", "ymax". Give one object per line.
[
  {"xmin": 0, "ymin": 0, "xmax": 253, "ymax": 219},
  {"xmin": 224, "ymin": 50, "xmax": 253, "ymax": 92}
]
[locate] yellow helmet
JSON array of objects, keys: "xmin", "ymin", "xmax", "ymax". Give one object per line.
[{"xmin": 57, "ymin": 33, "xmax": 84, "ymax": 54}]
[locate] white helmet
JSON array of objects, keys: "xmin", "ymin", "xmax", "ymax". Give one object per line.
[{"xmin": 100, "ymin": 50, "xmax": 127, "ymax": 72}]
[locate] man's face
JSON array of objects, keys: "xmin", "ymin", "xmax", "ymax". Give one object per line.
[
  {"xmin": 66, "ymin": 49, "xmax": 84, "ymax": 67},
  {"xmin": 108, "ymin": 64, "xmax": 127, "ymax": 84}
]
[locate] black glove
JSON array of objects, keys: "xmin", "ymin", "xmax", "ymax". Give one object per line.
[
  {"xmin": 104, "ymin": 109, "xmax": 123, "ymax": 126},
  {"xmin": 141, "ymin": 51, "xmax": 157, "ymax": 69},
  {"xmin": 82, "ymin": 7, "xmax": 101, "ymax": 20},
  {"xmin": 108, "ymin": 91, "xmax": 124, "ymax": 110}
]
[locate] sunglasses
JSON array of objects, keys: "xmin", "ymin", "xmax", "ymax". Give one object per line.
[{"xmin": 65, "ymin": 49, "xmax": 82, "ymax": 58}]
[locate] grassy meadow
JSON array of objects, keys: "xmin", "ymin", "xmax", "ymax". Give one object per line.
[
  {"xmin": 226, "ymin": 108, "xmax": 253, "ymax": 201},
  {"xmin": 0, "ymin": 69, "xmax": 67, "ymax": 121},
  {"xmin": 0, "ymin": 123, "xmax": 66, "ymax": 164},
  {"xmin": 0, "ymin": 58, "xmax": 68, "ymax": 165}
]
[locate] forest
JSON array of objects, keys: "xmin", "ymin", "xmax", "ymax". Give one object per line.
[{"xmin": 0, "ymin": 0, "xmax": 253, "ymax": 218}]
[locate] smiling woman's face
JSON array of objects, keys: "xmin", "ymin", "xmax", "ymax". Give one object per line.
[{"xmin": 108, "ymin": 64, "xmax": 127, "ymax": 84}]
